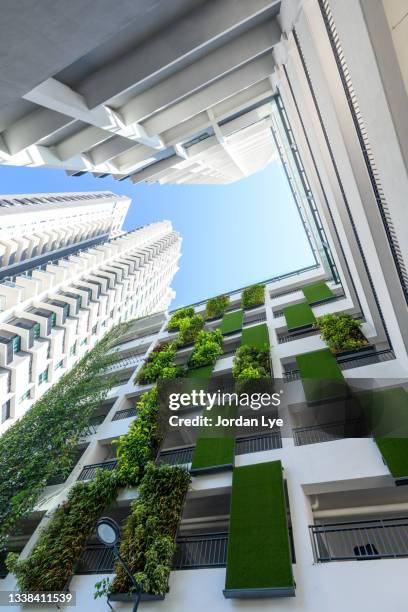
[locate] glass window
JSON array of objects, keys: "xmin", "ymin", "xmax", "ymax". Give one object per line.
[
  {"xmin": 55, "ymin": 360, "xmax": 64, "ymax": 370},
  {"xmin": 12, "ymin": 336, "xmax": 21, "ymax": 354},
  {"xmin": 38, "ymin": 368, "xmax": 48, "ymax": 385},
  {"xmin": 1, "ymin": 401, "xmax": 11, "ymax": 423},
  {"xmin": 19, "ymin": 391, "xmax": 30, "ymax": 403},
  {"xmin": 50, "ymin": 313, "xmax": 57, "ymax": 328},
  {"xmin": 33, "ymin": 323, "xmax": 41, "ymax": 339}
]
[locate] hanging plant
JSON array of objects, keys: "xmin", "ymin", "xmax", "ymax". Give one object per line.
[
  {"xmin": 177, "ymin": 314, "xmax": 204, "ymax": 345},
  {"xmin": 188, "ymin": 329, "xmax": 223, "ymax": 368},
  {"xmin": 241, "ymin": 284, "xmax": 265, "ymax": 309},
  {"xmin": 232, "ymin": 345, "xmax": 270, "ymax": 379},
  {"xmin": 316, "ymin": 313, "xmax": 368, "ymax": 353},
  {"xmin": 167, "ymin": 307, "xmax": 195, "ymax": 331},
  {"xmin": 205, "ymin": 295, "xmax": 229, "ymax": 320},
  {"xmin": 136, "ymin": 343, "xmax": 182, "ymax": 384}
]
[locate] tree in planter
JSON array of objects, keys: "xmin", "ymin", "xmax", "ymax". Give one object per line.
[
  {"xmin": 316, "ymin": 313, "xmax": 368, "ymax": 353},
  {"xmin": 6, "ymin": 469, "xmax": 119, "ymax": 592},
  {"xmin": 0, "ymin": 320, "xmax": 132, "ymax": 546},
  {"xmin": 241, "ymin": 283, "xmax": 265, "ymax": 309},
  {"xmin": 110, "ymin": 463, "xmax": 190, "ymax": 596},
  {"xmin": 115, "ymin": 389, "xmax": 164, "ymax": 486},
  {"xmin": 188, "ymin": 329, "xmax": 223, "ymax": 369},
  {"xmin": 205, "ymin": 295, "xmax": 229, "ymax": 320},
  {"xmin": 167, "ymin": 307, "xmax": 195, "ymax": 331},
  {"xmin": 232, "ymin": 345, "xmax": 270, "ymax": 379},
  {"xmin": 136, "ymin": 343, "xmax": 182, "ymax": 384},
  {"xmin": 177, "ymin": 314, "xmax": 204, "ymax": 346}
]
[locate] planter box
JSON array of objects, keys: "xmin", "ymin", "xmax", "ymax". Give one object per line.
[
  {"xmin": 108, "ymin": 592, "xmax": 166, "ymax": 602},
  {"xmin": 223, "ymin": 586, "xmax": 295, "ymax": 599},
  {"xmin": 334, "ymin": 343, "xmax": 373, "ymax": 359},
  {"xmin": 242, "ymin": 302, "xmax": 264, "ymax": 311}
]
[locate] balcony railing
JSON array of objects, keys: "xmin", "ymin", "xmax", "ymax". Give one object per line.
[
  {"xmin": 235, "ymin": 432, "xmax": 282, "ymax": 454},
  {"xmin": 244, "ymin": 313, "xmax": 267, "ymax": 325},
  {"xmin": 158, "ymin": 433, "xmax": 282, "ymax": 467},
  {"xmin": 173, "ymin": 533, "xmax": 228, "ymax": 569},
  {"xmin": 293, "ymin": 419, "xmax": 363, "ymax": 446},
  {"xmin": 104, "ymin": 354, "xmax": 144, "ymax": 373},
  {"xmin": 278, "ymin": 329, "xmax": 320, "ymax": 344},
  {"xmin": 112, "ymin": 406, "xmax": 138, "ymax": 421},
  {"xmin": 159, "ymin": 446, "xmax": 194, "ymax": 466},
  {"xmin": 310, "ymin": 517, "xmax": 408, "ymax": 562},
  {"xmin": 75, "ymin": 544, "xmax": 116, "ymax": 574},
  {"xmin": 77, "ymin": 459, "xmax": 117, "ymax": 481}
]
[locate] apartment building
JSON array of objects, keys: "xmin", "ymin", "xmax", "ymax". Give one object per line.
[
  {"xmin": 0, "ymin": 194, "xmax": 181, "ymax": 431},
  {"xmin": 2, "ymin": 262, "xmax": 408, "ymax": 611}
]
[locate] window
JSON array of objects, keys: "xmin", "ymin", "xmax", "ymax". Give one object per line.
[
  {"xmin": 54, "ymin": 360, "xmax": 64, "ymax": 371},
  {"xmin": 1, "ymin": 401, "xmax": 11, "ymax": 423},
  {"xmin": 70, "ymin": 342, "xmax": 77, "ymax": 356},
  {"xmin": 12, "ymin": 336, "xmax": 21, "ymax": 354},
  {"xmin": 19, "ymin": 390, "xmax": 30, "ymax": 403},
  {"xmin": 92, "ymin": 325, "xmax": 97, "ymax": 334},
  {"xmin": 38, "ymin": 368, "xmax": 48, "ymax": 385},
  {"xmin": 33, "ymin": 323, "xmax": 41, "ymax": 339},
  {"xmin": 50, "ymin": 313, "xmax": 57, "ymax": 328},
  {"xmin": 80, "ymin": 338, "xmax": 88, "ymax": 346}
]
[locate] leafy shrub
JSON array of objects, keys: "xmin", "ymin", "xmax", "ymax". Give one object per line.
[
  {"xmin": 167, "ymin": 307, "xmax": 195, "ymax": 331},
  {"xmin": 189, "ymin": 330, "xmax": 223, "ymax": 368},
  {"xmin": 232, "ymin": 345, "xmax": 270, "ymax": 379},
  {"xmin": 0, "ymin": 321, "xmax": 131, "ymax": 546},
  {"xmin": 136, "ymin": 343, "xmax": 181, "ymax": 384},
  {"xmin": 111, "ymin": 463, "xmax": 190, "ymax": 595},
  {"xmin": 6, "ymin": 469, "xmax": 119, "ymax": 591},
  {"xmin": 115, "ymin": 389, "xmax": 163, "ymax": 485},
  {"xmin": 316, "ymin": 313, "xmax": 368, "ymax": 353},
  {"xmin": 177, "ymin": 314, "xmax": 204, "ymax": 345},
  {"xmin": 241, "ymin": 284, "xmax": 265, "ymax": 309},
  {"xmin": 205, "ymin": 295, "xmax": 229, "ymax": 320}
]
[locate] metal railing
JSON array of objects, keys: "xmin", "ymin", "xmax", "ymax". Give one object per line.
[
  {"xmin": 159, "ymin": 446, "xmax": 194, "ymax": 466},
  {"xmin": 294, "ymin": 419, "xmax": 363, "ymax": 446},
  {"xmin": 235, "ymin": 432, "xmax": 282, "ymax": 455},
  {"xmin": 104, "ymin": 354, "xmax": 144, "ymax": 373},
  {"xmin": 244, "ymin": 313, "xmax": 267, "ymax": 325},
  {"xmin": 112, "ymin": 406, "xmax": 138, "ymax": 421},
  {"xmin": 77, "ymin": 459, "xmax": 117, "ymax": 481},
  {"xmin": 278, "ymin": 328, "xmax": 320, "ymax": 344},
  {"xmin": 337, "ymin": 349, "xmax": 395, "ymax": 370},
  {"xmin": 75, "ymin": 544, "xmax": 116, "ymax": 574},
  {"xmin": 173, "ymin": 533, "xmax": 228, "ymax": 569},
  {"xmin": 310, "ymin": 517, "xmax": 408, "ymax": 562}
]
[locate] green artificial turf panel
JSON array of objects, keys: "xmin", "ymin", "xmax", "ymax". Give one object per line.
[
  {"xmin": 186, "ymin": 365, "xmax": 214, "ymax": 379},
  {"xmin": 302, "ymin": 282, "xmax": 334, "ymax": 304},
  {"xmin": 358, "ymin": 387, "xmax": 408, "ymax": 478},
  {"xmin": 225, "ymin": 461, "xmax": 294, "ymax": 591},
  {"xmin": 220, "ymin": 310, "xmax": 243, "ymax": 335},
  {"xmin": 183, "ymin": 365, "xmax": 213, "ymax": 394},
  {"xmin": 283, "ymin": 302, "xmax": 316, "ymax": 331},
  {"xmin": 296, "ymin": 349, "xmax": 346, "ymax": 403},
  {"xmin": 191, "ymin": 437, "xmax": 235, "ymax": 470},
  {"xmin": 241, "ymin": 323, "xmax": 269, "ymax": 349}
]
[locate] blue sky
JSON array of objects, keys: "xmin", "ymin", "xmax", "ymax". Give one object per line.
[{"xmin": 0, "ymin": 162, "xmax": 315, "ymax": 308}]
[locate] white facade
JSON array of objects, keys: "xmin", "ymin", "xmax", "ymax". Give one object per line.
[
  {"xmin": 3, "ymin": 265, "xmax": 408, "ymax": 611},
  {"xmin": 0, "ymin": 195, "xmax": 181, "ymax": 430}
]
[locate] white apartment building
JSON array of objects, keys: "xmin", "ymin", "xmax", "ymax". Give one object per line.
[
  {"xmin": 0, "ymin": 194, "xmax": 181, "ymax": 431},
  {"xmin": 2, "ymin": 263, "xmax": 408, "ymax": 611}
]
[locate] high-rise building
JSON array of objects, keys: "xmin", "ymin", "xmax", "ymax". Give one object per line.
[
  {"xmin": 2, "ymin": 263, "xmax": 408, "ymax": 610},
  {"xmin": 0, "ymin": 193, "xmax": 181, "ymax": 430}
]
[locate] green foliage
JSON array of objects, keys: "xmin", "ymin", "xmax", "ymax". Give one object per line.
[
  {"xmin": 6, "ymin": 469, "xmax": 119, "ymax": 591},
  {"xmin": 167, "ymin": 307, "xmax": 195, "ymax": 331},
  {"xmin": 241, "ymin": 284, "xmax": 265, "ymax": 309},
  {"xmin": 188, "ymin": 329, "xmax": 223, "ymax": 368},
  {"xmin": 115, "ymin": 389, "xmax": 163, "ymax": 485},
  {"xmin": 316, "ymin": 313, "xmax": 367, "ymax": 353},
  {"xmin": 232, "ymin": 345, "xmax": 270, "ymax": 379},
  {"xmin": 177, "ymin": 314, "xmax": 204, "ymax": 345},
  {"xmin": 0, "ymin": 321, "xmax": 131, "ymax": 546},
  {"xmin": 111, "ymin": 463, "xmax": 190, "ymax": 596},
  {"xmin": 205, "ymin": 295, "xmax": 229, "ymax": 320},
  {"xmin": 136, "ymin": 343, "xmax": 181, "ymax": 384}
]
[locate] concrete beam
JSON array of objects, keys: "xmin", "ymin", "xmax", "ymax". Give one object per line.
[
  {"xmin": 76, "ymin": 0, "xmax": 281, "ymax": 107},
  {"xmin": 88, "ymin": 136, "xmax": 140, "ymax": 165},
  {"xmin": 121, "ymin": 20, "xmax": 281, "ymax": 124},
  {"xmin": 54, "ymin": 126, "xmax": 111, "ymax": 161},
  {"xmin": 2, "ymin": 107, "xmax": 73, "ymax": 155},
  {"xmin": 129, "ymin": 155, "xmax": 181, "ymax": 182},
  {"xmin": 142, "ymin": 54, "xmax": 276, "ymax": 137}
]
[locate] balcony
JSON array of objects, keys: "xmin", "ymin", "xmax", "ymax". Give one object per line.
[
  {"xmin": 77, "ymin": 459, "xmax": 117, "ymax": 481},
  {"xmin": 158, "ymin": 432, "xmax": 282, "ymax": 467},
  {"xmin": 293, "ymin": 418, "xmax": 364, "ymax": 446},
  {"xmin": 76, "ymin": 544, "xmax": 116, "ymax": 574},
  {"xmin": 309, "ymin": 517, "xmax": 408, "ymax": 562},
  {"xmin": 173, "ymin": 533, "xmax": 228, "ymax": 569},
  {"xmin": 112, "ymin": 406, "xmax": 138, "ymax": 421},
  {"xmin": 104, "ymin": 354, "xmax": 144, "ymax": 373}
]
